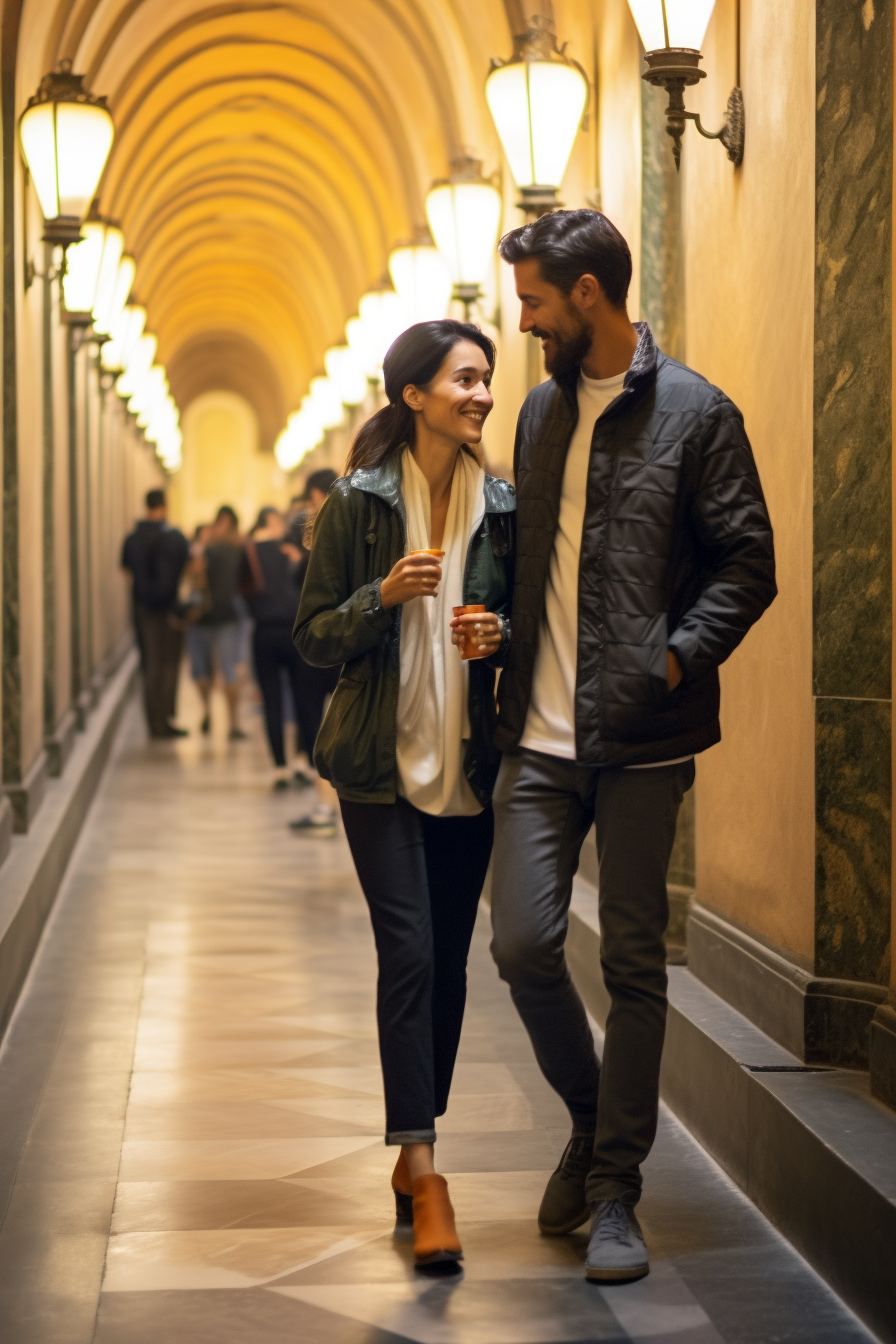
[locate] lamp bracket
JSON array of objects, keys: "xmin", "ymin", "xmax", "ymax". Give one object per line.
[{"xmin": 641, "ymin": 49, "xmax": 744, "ymax": 170}]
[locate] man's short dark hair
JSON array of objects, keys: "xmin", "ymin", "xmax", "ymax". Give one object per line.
[
  {"xmin": 145, "ymin": 488, "xmax": 165, "ymax": 511},
  {"xmin": 498, "ymin": 209, "xmax": 632, "ymax": 309}
]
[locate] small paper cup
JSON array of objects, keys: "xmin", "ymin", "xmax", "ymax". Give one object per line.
[{"xmin": 452, "ymin": 604, "xmax": 487, "ymax": 660}]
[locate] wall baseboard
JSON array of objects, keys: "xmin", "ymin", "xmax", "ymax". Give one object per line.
[
  {"xmin": 45, "ymin": 709, "xmax": 77, "ymax": 778},
  {"xmin": 687, "ymin": 902, "xmax": 886, "ymax": 1067},
  {"xmin": 0, "ymin": 651, "xmax": 137, "ymax": 1041},
  {"xmin": 2, "ymin": 749, "xmax": 49, "ymax": 834},
  {"xmin": 870, "ymin": 1003, "xmax": 896, "ymax": 1109},
  {"xmin": 0, "ymin": 798, "xmax": 11, "ymax": 869}
]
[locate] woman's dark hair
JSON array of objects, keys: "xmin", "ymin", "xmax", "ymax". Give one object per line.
[
  {"xmin": 250, "ymin": 505, "xmax": 279, "ymax": 534},
  {"xmin": 345, "ymin": 319, "xmax": 496, "ymax": 474},
  {"xmin": 498, "ymin": 208, "xmax": 631, "ymax": 309},
  {"xmin": 215, "ymin": 504, "xmax": 239, "ymax": 528}
]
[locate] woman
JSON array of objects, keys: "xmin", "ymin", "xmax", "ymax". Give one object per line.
[
  {"xmin": 243, "ymin": 508, "xmax": 339, "ymax": 828},
  {"xmin": 294, "ymin": 320, "xmax": 515, "ymax": 1272}
]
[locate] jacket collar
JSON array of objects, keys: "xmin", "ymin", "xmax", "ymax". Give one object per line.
[
  {"xmin": 554, "ymin": 319, "xmax": 659, "ymax": 411},
  {"xmin": 350, "ymin": 446, "xmax": 515, "ymax": 515}
]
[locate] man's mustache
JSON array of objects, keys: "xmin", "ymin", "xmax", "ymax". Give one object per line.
[{"xmin": 530, "ymin": 327, "xmax": 552, "ymax": 341}]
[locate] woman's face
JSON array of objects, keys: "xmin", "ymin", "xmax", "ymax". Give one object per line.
[
  {"xmin": 260, "ymin": 510, "xmax": 285, "ymax": 538},
  {"xmin": 403, "ymin": 339, "xmax": 494, "ymax": 447}
]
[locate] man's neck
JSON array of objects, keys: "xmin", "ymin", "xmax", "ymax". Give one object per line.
[{"xmin": 580, "ymin": 310, "xmax": 639, "ymax": 381}]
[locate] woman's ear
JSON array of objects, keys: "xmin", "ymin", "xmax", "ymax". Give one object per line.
[{"xmin": 402, "ymin": 384, "xmax": 423, "ymax": 413}]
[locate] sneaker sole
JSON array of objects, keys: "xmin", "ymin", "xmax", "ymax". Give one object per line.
[
  {"xmin": 585, "ymin": 1262, "xmax": 649, "ymax": 1283},
  {"xmin": 538, "ymin": 1206, "xmax": 590, "ymax": 1236}
]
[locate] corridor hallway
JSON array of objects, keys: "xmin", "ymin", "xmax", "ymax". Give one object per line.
[{"xmin": 0, "ymin": 688, "xmax": 875, "ymax": 1344}]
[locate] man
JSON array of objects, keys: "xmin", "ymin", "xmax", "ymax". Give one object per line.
[
  {"xmin": 490, "ymin": 210, "xmax": 776, "ymax": 1284},
  {"xmin": 189, "ymin": 505, "xmax": 247, "ymax": 740},
  {"xmin": 284, "ymin": 469, "xmax": 338, "ymax": 550},
  {"xmin": 121, "ymin": 488, "xmax": 189, "ymax": 739}
]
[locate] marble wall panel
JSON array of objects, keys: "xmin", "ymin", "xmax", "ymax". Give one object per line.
[
  {"xmin": 815, "ymin": 696, "xmax": 891, "ymax": 985},
  {"xmin": 813, "ymin": 0, "xmax": 892, "ymax": 701},
  {"xmin": 813, "ymin": 0, "xmax": 893, "ymax": 986}
]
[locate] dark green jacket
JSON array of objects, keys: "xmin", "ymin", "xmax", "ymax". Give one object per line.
[{"xmin": 293, "ymin": 453, "xmax": 516, "ymax": 805}]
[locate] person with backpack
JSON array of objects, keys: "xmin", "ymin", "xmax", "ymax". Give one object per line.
[{"xmin": 121, "ymin": 488, "xmax": 189, "ymax": 739}]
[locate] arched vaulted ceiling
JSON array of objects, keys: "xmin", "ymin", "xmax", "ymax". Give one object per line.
[{"xmin": 14, "ymin": 0, "xmax": 520, "ymax": 446}]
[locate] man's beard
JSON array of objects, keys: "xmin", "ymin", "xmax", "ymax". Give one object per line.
[{"xmin": 533, "ymin": 319, "xmax": 592, "ymax": 380}]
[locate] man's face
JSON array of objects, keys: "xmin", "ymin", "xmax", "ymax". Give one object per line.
[
  {"xmin": 308, "ymin": 488, "xmax": 328, "ymax": 511},
  {"xmin": 512, "ymin": 258, "xmax": 592, "ymax": 380}
]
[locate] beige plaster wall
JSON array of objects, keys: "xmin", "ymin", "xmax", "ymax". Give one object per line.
[{"xmin": 682, "ymin": 0, "xmax": 816, "ymax": 965}]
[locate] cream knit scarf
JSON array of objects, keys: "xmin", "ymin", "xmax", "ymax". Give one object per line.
[{"xmin": 396, "ymin": 446, "xmax": 485, "ymax": 816}]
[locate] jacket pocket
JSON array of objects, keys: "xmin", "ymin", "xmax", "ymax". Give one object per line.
[{"xmin": 313, "ymin": 676, "xmax": 373, "ymax": 787}]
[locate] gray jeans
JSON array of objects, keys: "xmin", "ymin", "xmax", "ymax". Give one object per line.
[{"xmin": 490, "ymin": 747, "xmax": 695, "ymax": 1202}]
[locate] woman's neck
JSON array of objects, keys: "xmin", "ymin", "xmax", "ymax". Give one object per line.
[{"xmin": 410, "ymin": 425, "xmax": 463, "ymax": 550}]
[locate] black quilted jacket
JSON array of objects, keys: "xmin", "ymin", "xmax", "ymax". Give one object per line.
[{"xmin": 495, "ymin": 322, "xmax": 776, "ymax": 765}]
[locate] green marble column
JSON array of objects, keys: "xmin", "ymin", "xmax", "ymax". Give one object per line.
[{"xmin": 814, "ymin": 0, "xmax": 892, "ymax": 998}]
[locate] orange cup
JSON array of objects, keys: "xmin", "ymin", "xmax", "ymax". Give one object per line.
[
  {"xmin": 408, "ymin": 548, "xmax": 445, "ymax": 557},
  {"xmin": 452, "ymin": 604, "xmax": 487, "ymax": 660}
]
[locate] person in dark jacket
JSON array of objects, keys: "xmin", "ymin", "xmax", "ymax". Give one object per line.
[
  {"xmin": 243, "ymin": 507, "xmax": 337, "ymax": 798},
  {"xmin": 294, "ymin": 320, "xmax": 515, "ymax": 1272},
  {"xmin": 489, "ymin": 210, "xmax": 776, "ymax": 1284},
  {"xmin": 188, "ymin": 505, "xmax": 247, "ymax": 740},
  {"xmin": 121, "ymin": 488, "xmax": 189, "ymax": 739}
]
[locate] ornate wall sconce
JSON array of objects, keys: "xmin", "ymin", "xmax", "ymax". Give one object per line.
[
  {"xmin": 426, "ymin": 157, "xmax": 502, "ymax": 316},
  {"xmin": 486, "ymin": 15, "xmax": 589, "ymax": 218},
  {"xmin": 626, "ymin": 0, "xmax": 744, "ymax": 170}
]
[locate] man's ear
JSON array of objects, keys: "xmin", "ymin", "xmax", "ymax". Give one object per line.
[
  {"xmin": 572, "ymin": 272, "xmax": 602, "ymax": 311},
  {"xmin": 403, "ymin": 384, "xmax": 423, "ymax": 412}
]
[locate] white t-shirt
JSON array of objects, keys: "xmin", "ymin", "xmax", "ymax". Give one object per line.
[{"xmin": 521, "ymin": 370, "xmax": 626, "ymax": 759}]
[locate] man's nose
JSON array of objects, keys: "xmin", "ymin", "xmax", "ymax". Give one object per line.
[{"xmin": 519, "ymin": 306, "xmax": 534, "ymax": 333}]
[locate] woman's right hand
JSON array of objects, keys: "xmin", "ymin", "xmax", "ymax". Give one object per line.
[{"xmin": 380, "ymin": 553, "xmax": 443, "ymax": 609}]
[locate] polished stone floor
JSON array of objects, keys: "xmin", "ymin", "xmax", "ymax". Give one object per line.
[{"xmin": 0, "ymin": 680, "xmax": 877, "ymax": 1342}]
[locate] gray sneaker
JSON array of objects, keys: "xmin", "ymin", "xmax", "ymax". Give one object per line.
[
  {"xmin": 585, "ymin": 1198, "xmax": 649, "ymax": 1283},
  {"xmin": 538, "ymin": 1134, "xmax": 593, "ymax": 1235}
]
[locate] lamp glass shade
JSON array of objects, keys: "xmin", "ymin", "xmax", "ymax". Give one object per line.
[
  {"xmin": 309, "ymin": 375, "xmax": 346, "ymax": 430},
  {"xmin": 325, "ymin": 345, "xmax": 368, "ymax": 407},
  {"xmin": 90, "ymin": 225, "xmax": 123, "ymax": 330},
  {"xmin": 117, "ymin": 331, "xmax": 157, "ymax": 397},
  {"xmin": 94, "ymin": 253, "xmax": 134, "ymax": 335},
  {"xmin": 62, "ymin": 218, "xmax": 105, "ymax": 311},
  {"xmin": 426, "ymin": 180, "xmax": 502, "ymax": 287},
  {"xmin": 346, "ymin": 315, "xmax": 379, "ymax": 379},
  {"xmin": 486, "ymin": 60, "xmax": 587, "ymax": 189},
  {"xmin": 359, "ymin": 289, "xmax": 407, "ymax": 364},
  {"xmin": 20, "ymin": 98, "xmax": 113, "ymax": 221},
  {"xmin": 388, "ymin": 245, "xmax": 451, "ymax": 322},
  {"xmin": 115, "ymin": 304, "xmax": 146, "ymax": 369},
  {"xmin": 626, "ymin": 0, "xmax": 716, "ymax": 52}
]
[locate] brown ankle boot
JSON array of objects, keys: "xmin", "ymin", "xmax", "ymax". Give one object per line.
[
  {"xmin": 411, "ymin": 1173, "xmax": 463, "ymax": 1270},
  {"xmin": 391, "ymin": 1151, "xmax": 413, "ymax": 1223}
]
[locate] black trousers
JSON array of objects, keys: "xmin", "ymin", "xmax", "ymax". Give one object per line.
[
  {"xmin": 340, "ymin": 797, "xmax": 494, "ymax": 1144},
  {"xmin": 490, "ymin": 748, "xmax": 695, "ymax": 1203},
  {"xmin": 134, "ymin": 605, "xmax": 183, "ymax": 736},
  {"xmin": 253, "ymin": 624, "xmax": 337, "ymax": 767}
]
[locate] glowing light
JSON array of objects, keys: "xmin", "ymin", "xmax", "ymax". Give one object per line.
[
  {"xmin": 486, "ymin": 58, "xmax": 587, "ymax": 190},
  {"xmin": 325, "ymin": 345, "xmax": 368, "ymax": 407},
  {"xmin": 19, "ymin": 63, "xmax": 114, "ymax": 231},
  {"xmin": 426, "ymin": 163, "xmax": 502, "ymax": 289},
  {"xmin": 388, "ymin": 245, "xmax": 451, "ymax": 323},
  {"xmin": 626, "ymin": 0, "xmax": 717, "ymax": 52}
]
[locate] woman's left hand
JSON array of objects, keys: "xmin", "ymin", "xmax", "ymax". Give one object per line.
[{"xmin": 450, "ymin": 611, "xmax": 504, "ymax": 659}]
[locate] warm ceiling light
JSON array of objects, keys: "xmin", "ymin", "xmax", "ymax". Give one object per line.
[
  {"xmin": 426, "ymin": 158, "xmax": 502, "ymax": 316},
  {"xmin": 625, "ymin": 0, "xmax": 744, "ymax": 169},
  {"xmin": 325, "ymin": 346, "xmax": 368, "ymax": 407},
  {"xmin": 309, "ymin": 376, "xmax": 346, "ymax": 431},
  {"xmin": 388, "ymin": 244, "xmax": 451, "ymax": 324},
  {"xmin": 19, "ymin": 60, "xmax": 114, "ymax": 246},
  {"xmin": 346, "ymin": 315, "xmax": 379, "ymax": 380},
  {"xmin": 114, "ymin": 304, "xmax": 146, "ymax": 369},
  {"xmin": 61, "ymin": 216, "xmax": 106, "ymax": 316},
  {"xmin": 94, "ymin": 252, "xmax": 134, "ymax": 335},
  {"xmin": 486, "ymin": 16, "xmax": 589, "ymax": 217},
  {"xmin": 359, "ymin": 288, "xmax": 408, "ymax": 368}
]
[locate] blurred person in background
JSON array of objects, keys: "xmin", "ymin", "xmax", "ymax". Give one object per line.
[
  {"xmin": 284, "ymin": 469, "xmax": 340, "ymax": 833},
  {"xmin": 121, "ymin": 488, "xmax": 189, "ymax": 739},
  {"xmin": 242, "ymin": 506, "xmax": 321, "ymax": 792},
  {"xmin": 187, "ymin": 504, "xmax": 247, "ymax": 740}
]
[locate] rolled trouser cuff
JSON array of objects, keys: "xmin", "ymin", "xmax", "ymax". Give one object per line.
[
  {"xmin": 386, "ymin": 1129, "xmax": 438, "ymax": 1145},
  {"xmin": 586, "ymin": 1179, "xmax": 641, "ymax": 1205}
]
